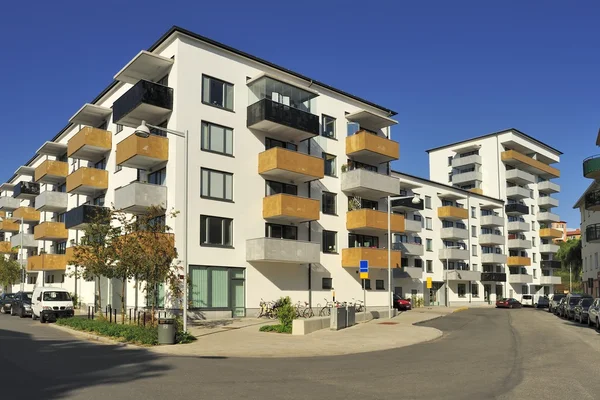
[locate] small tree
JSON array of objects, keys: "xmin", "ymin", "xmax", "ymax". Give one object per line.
[
  {"xmin": 557, "ymin": 238, "xmax": 582, "ymax": 282},
  {"xmin": 0, "ymin": 256, "xmax": 21, "ymax": 291}
]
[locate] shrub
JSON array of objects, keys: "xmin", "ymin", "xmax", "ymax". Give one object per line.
[
  {"xmin": 259, "ymin": 324, "xmax": 292, "ymax": 334},
  {"xmin": 276, "ymin": 296, "xmax": 295, "ymax": 328},
  {"xmin": 57, "ymin": 318, "xmax": 158, "ymax": 345}
]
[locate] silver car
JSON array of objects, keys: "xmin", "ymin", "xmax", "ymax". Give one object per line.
[
  {"xmin": 588, "ymin": 298, "xmax": 600, "ymax": 329},
  {"xmin": 548, "ymin": 293, "xmax": 565, "ymax": 313}
]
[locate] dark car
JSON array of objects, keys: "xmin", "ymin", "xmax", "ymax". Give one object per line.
[
  {"xmin": 564, "ymin": 294, "xmax": 593, "ymax": 319},
  {"xmin": 555, "ymin": 297, "xmax": 567, "ymax": 316},
  {"xmin": 574, "ymin": 298, "xmax": 594, "ymax": 324},
  {"xmin": 10, "ymin": 291, "xmax": 32, "ymax": 318},
  {"xmin": 393, "ymin": 294, "xmax": 412, "ymax": 311},
  {"xmin": 549, "ymin": 294, "xmax": 566, "ymax": 313},
  {"xmin": 536, "ymin": 296, "xmax": 550, "ymax": 309},
  {"xmin": 496, "ymin": 298, "xmax": 522, "ymax": 308},
  {"xmin": 0, "ymin": 293, "xmax": 15, "ymax": 314}
]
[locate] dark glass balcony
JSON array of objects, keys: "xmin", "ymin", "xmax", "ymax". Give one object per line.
[
  {"xmin": 13, "ymin": 181, "xmax": 40, "ymax": 199},
  {"xmin": 585, "ymin": 190, "xmax": 600, "ymax": 212},
  {"xmin": 247, "ymin": 98, "xmax": 319, "ymax": 142},
  {"xmin": 505, "ymin": 203, "xmax": 529, "ymax": 215},
  {"xmin": 583, "ymin": 155, "xmax": 600, "ymax": 179},
  {"xmin": 541, "ymin": 260, "xmax": 561, "ymax": 269},
  {"xmin": 587, "ymin": 223, "xmax": 600, "ymax": 244},
  {"xmin": 112, "ymin": 80, "xmax": 173, "ymax": 127},
  {"xmin": 481, "ymin": 273, "xmax": 507, "ymax": 282},
  {"xmin": 391, "ymin": 197, "xmax": 424, "ymax": 211},
  {"xmin": 65, "ymin": 204, "xmax": 110, "ymax": 230}
]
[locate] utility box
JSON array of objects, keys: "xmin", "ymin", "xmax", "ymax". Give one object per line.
[
  {"xmin": 346, "ymin": 305, "xmax": 356, "ymax": 327},
  {"xmin": 330, "ymin": 307, "xmax": 347, "ymax": 331}
]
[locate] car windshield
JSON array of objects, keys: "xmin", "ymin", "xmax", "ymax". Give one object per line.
[
  {"xmin": 581, "ymin": 299, "xmax": 593, "ymax": 306},
  {"xmin": 23, "ymin": 293, "xmax": 32, "ymax": 300},
  {"xmin": 553, "ymin": 295, "xmax": 565, "ymax": 301},
  {"xmin": 4, "ymin": 294, "xmax": 14, "ymax": 299},
  {"xmin": 43, "ymin": 291, "xmax": 71, "ymax": 301},
  {"xmin": 569, "ymin": 298, "xmax": 582, "ymax": 305}
]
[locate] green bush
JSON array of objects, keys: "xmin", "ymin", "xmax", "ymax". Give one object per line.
[
  {"xmin": 276, "ymin": 296, "xmax": 295, "ymax": 328},
  {"xmin": 259, "ymin": 324, "xmax": 292, "ymax": 334},
  {"xmin": 57, "ymin": 318, "xmax": 159, "ymax": 345}
]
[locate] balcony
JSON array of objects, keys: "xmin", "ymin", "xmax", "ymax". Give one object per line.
[
  {"xmin": 452, "ymin": 154, "xmax": 482, "ymax": 168},
  {"xmin": 445, "ymin": 270, "xmax": 481, "ymax": 281},
  {"xmin": 585, "ymin": 190, "xmax": 600, "ymax": 212},
  {"xmin": 247, "ymin": 98, "xmax": 319, "ymax": 142},
  {"xmin": 116, "ymin": 132, "xmax": 169, "ymax": 170},
  {"xmin": 502, "ymin": 150, "xmax": 560, "ymax": 179},
  {"xmin": 505, "ymin": 169, "xmax": 535, "ymax": 185},
  {"xmin": 245, "ymin": 238, "xmax": 320, "ymax": 264},
  {"xmin": 263, "ymin": 194, "xmax": 320, "ymax": 223},
  {"xmin": 258, "ymin": 147, "xmax": 324, "ymax": 183},
  {"xmin": 35, "ymin": 191, "xmax": 68, "ymax": 213},
  {"xmin": 451, "ymin": 170, "xmax": 482, "ymax": 185},
  {"xmin": 13, "ymin": 182, "xmax": 40, "ymax": 200},
  {"xmin": 393, "ymin": 266, "xmax": 423, "ymax": 279},
  {"xmin": 437, "ymin": 206, "xmax": 468, "ymax": 220},
  {"xmin": 507, "ymin": 221, "xmax": 530, "ymax": 232},
  {"xmin": 114, "ymin": 182, "xmax": 167, "ymax": 214},
  {"xmin": 506, "ymin": 186, "xmax": 530, "ymax": 199},
  {"xmin": 508, "ymin": 274, "xmax": 533, "ymax": 284},
  {"xmin": 67, "ymin": 127, "xmax": 112, "ymax": 161},
  {"xmin": 66, "ymin": 168, "xmax": 109, "ymax": 196},
  {"xmin": 0, "ymin": 242, "xmax": 13, "ymax": 254},
  {"xmin": 342, "ymin": 247, "xmax": 401, "ymax": 268},
  {"xmin": 479, "ymin": 234, "xmax": 505, "ymax": 246},
  {"xmin": 403, "ymin": 219, "xmax": 422, "ymax": 233},
  {"xmin": 583, "ymin": 155, "xmax": 600, "ymax": 179},
  {"xmin": 345, "ymin": 131, "xmax": 399, "ymax": 164},
  {"xmin": 538, "ymin": 180, "xmax": 560, "ymax": 194},
  {"xmin": 538, "ymin": 196, "xmax": 558, "ymax": 208},
  {"xmin": 539, "ymin": 228, "xmax": 562, "ymax": 239},
  {"xmin": 438, "ymin": 248, "xmax": 469, "ymax": 260},
  {"xmin": 440, "ymin": 227, "xmax": 469, "ymax": 240},
  {"xmin": 10, "ymin": 233, "xmax": 37, "ymax": 249},
  {"xmin": 481, "ymin": 253, "xmax": 507, "ymax": 264},
  {"xmin": 540, "ymin": 276, "xmax": 561, "ymax": 285},
  {"xmin": 480, "ymin": 214, "xmax": 504, "ymax": 227},
  {"xmin": 34, "ymin": 160, "xmax": 68, "ymax": 184},
  {"xmin": 341, "ymin": 169, "xmax": 400, "ymax": 201},
  {"xmin": 390, "ymin": 196, "xmax": 424, "ymax": 212},
  {"xmin": 65, "ymin": 204, "xmax": 110, "ymax": 230},
  {"xmin": 0, "ymin": 220, "xmax": 19, "ymax": 232},
  {"xmin": 347, "ymin": 209, "xmax": 404, "ymax": 235},
  {"xmin": 505, "ymin": 203, "xmax": 529, "ymax": 215},
  {"xmin": 393, "ymin": 242, "xmax": 424, "ymax": 256},
  {"xmin": 0, "ymin": 196, "xmax": 20, "ymax": 211},
  {"xmin": 507, "ymin": 256, "xmax": 531, "ymax": 266},
  {"xmin": 113, "ymin": 80, "xmax": 173, "ymax": 127},
  {"xmin": 587, "ymin": 223, "xmax": 600, "ymax": 244},
  {"xmin": 481, "ymin": 272, "xmax": 507, "ymax": 282},
  {"xmin": 541, "ymin": 260, "xmax": 561, "ymax": 269},
  {"xmin": 508, "ymin": 238, "xmax": 532, "ymax": 249},
  {"xmin": 13, "ymin": 207, "xmax": 40, "ymax": 223},
  {"xmin": 539, "ymin": 243, "xmax": 559, "ymax": 253},
  {"xmin": 27, "ymin": 254, "xmax": 67, "ymax": 272},
  {"xmin": 537, "ymin": 211, "xmax": 560, "ymax": 223},
  {"xmin": 34, "ymin": 222, "xmax": 68, "ymax": 241},
  {"xmin": 469, "ymin": 188, "xmax": 483, "ymax": 195}
]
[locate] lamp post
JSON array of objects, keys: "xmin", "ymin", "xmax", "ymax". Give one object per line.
[
  {"xmin": 134, "ymin": 121, "xmax": 189, "ymax": 333},
  {"xmin": 387, "ymin": 193, "xmax": 420, "ymax": 319},
  {"xmin": 444, "ymin": 245, "xmax": 462, "ymax": 307}
]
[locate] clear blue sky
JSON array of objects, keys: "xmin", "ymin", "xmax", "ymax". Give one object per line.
[{"xmin": 0, "ymin": 0, "xmax": 597, "ymax": 228}]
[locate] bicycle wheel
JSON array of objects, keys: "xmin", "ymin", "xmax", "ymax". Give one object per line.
[
  {"xmin": 303, "ymin": 308, "xmax": 314, "ymax": 318},
  {"xmin": 256, "ymin": 308, "xmax": 264, "ymax": 318},
  {"xmin": 320, "ymin": 307, "xmax": 330, "ymax": 317}
]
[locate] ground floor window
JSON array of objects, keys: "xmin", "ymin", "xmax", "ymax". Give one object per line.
[
  {"xmin": 522, "ymin": 285, "xmax": 529, "ymax": 294},
  {"xmin": 146, "ymin": 283, "xmax": 165, "ymax": 308},
  {"xmin": 189, "ymin": 266, "xmax": 245, "ymax": 316},
  {"xmin": 471, "ymin": 282, "xmax": 479, "ymax": 297},
  {"xmin": 376, "ymin": 280, "xmax": 385, "ymax": 290},
  {"xmin": 458, "ymin": 284, "xmax": 466, "ymax": 298}
]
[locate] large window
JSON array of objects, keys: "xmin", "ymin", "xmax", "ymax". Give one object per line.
[
  {"xmin": 55, "ymin": 241, "xmax": 67, "ymax": 255},
  {"xmin": 426, "ymin": 239, "xmax": 432, "ymax": 251},
  {"xmin": 189, "ymin": 266, "xmax": 245, "ymax": 312},
  {"xmin": 200, "ymin": 215, "xmax": 233, "ymax": 247},
  {"xmin": 472, "ymin": 283, "xmax": 479, "ymax": 297},
  {"xmin": 266, "ymin": 180, "xmax": 297, "ymax": 196},
  {"xmin": 201, "ymin": 168, "xmax": 233, "ymax": 201},
  {"xmin": 265, "ymin": 223, "xmax": 297, "ymax": 240},
  {"xmin": 322, "ymin": 192, "xmax": 336, "ymax": 215},
  {"xmin": 348, "ymin": 234, "xmax": 379, "ymax": 248},
  {"xmin": 202, "ymin": 75, "xmax": 234, "ymax": 111},
  {"xmin": 323, "ymin": 153, "xmax": 337, "ymax": 177},
  {"xmin": 458, "ymin": 284, "xmax": 466, "ymax": 298},
  {"xmin": 426, "ymin": 260, "xmax": 433, "ymax": 273},
  {"xmin": 426, "ymin": 217, "xmax": 432, "ymax": 230},
  {"xmin": 322, "ymin": 115, "xmax": 336, "ymax": 139},
  {"xmin": 148, "ymin": 168, "xmax": 166, "ymax": 185},
  {"xmin": 322, "ymin": 230, "xmax": 337, "ymax": 253},
  {"xmin": 201, "ymin": 121, "xmax": 233, "ymax": 156},
  {"xmin": 146, "ymin": 283, "xmax": 165, "ymax": 308},
  {"xmin": 425, "ymin": 196, "xmax": 432, "ymax": 209},
  {"xmin": 265, "ymin": 137, "xmax": 297, "ymax": 151}
]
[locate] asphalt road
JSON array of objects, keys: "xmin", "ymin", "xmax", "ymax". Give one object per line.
[{"xmin": 2, "ymin": 308, "xmax": 600, "ymax": 399}]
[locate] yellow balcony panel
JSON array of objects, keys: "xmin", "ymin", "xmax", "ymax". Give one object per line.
[
  {"xmin": 34, "ymin": 160, "xmax": 68, "ymax": 184},
  {"xmin": 0, "ymin": 242, "xmax": 14, "ymax": 253},
  {"xmin": 342, "ymin": 247, "xmax": 401, "ymax": 269},
  {"xmin": 13, "ymin": 207, "xmax": 40, "ymax": 223},
  {"xmin": 346, "ymin": 131, "xmax": 399, "ymax": 164},
  {"xmin": 507, "ymin": 256, "xmax": 531, "ymax": 267},
  {"xmin": 258, "ymin": 147, "xmax": 324, "ymax": 183},
  {"xmin": 34, "ymin": 222, "xmax": 68, "ymax": 241},
  {"xmin": 116, "ymin": 132, "xmax": 169, "ymax": 170},
  {"xmin": 66, "ymin": 168, "xmax": 109, "ymax": 196},
  {"xmin": 539, "ymin": 228, "xmax": 563, "ymax": 239},
  {"xmin": 27, "ymin": 254, "xmax": 67, "ymax": 272},
  {"xmin": 67, "ymin": 126, "xmax": 112, "ymax": 161},
  {"xmin": 0, "ymin": 220, "xmax": 20, "ymax": 232},
  {"xmin": 263, "ymin": 194, "xmax": 320, "ymax": 223},
  {"xmin": 469, "ymin": 188, "xmax": 483, "ymax": 195},
  {"xmin": 501, "ymin": 150, "xmax": 560, "ymax": 178},
  {"xmin": 437, "ymin": 206, "xmax": 469, "ymax": 220},
  {"xmin": 346, "ymin": 209, "xmax": 405, "ymax": 235}
]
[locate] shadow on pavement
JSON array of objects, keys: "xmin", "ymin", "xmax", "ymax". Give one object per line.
[{"xmin": 0, "ymin": 328, "xmax": 169, "ymax": 399}]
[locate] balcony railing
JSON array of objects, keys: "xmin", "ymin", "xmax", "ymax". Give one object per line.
[
  {"xmin": 480, "ymin": 214, "xmax": 504, "ymax": 227},
  {"xmin": 507, "ymin": 256, "xmax": 531, "ymax": 266},
  {"xmin": 541, "ymin": 260, "xmax": 561, "ymax": 269},
  {"xmin": 502, "ymin": 150, "xmax": 559, "ymax": 178},
  {"xmin": 66, "ymin": 167, "xmax": 109, "ymax": 195},
  {"xmin": 538, "ymin": 180, "xmax": 560, "ymax": 194},
  {"xmin": 33, "ymin": 222, "xmax": 68, "ymax": 241},
  {"xmin": 247, "ymin": 98, "xmax": 319, "ymax": 142},
  {"xmin": 13, "ymin": 182, "xmax": 40, "ymax": 199},
  {"xmin": 262, "ymin": 194, "xmax": 320, "ymax": 223},
  {"xmin": 116, "ymin": 132, "xmax": 169, "ymax": 170},
  {"xmin": 437, "ymin": 206, "xmax": 468, "ymax": 220},
  {"xmin": 259, "ymin": 147, "xmax": 324, "ymax": 183},
  {"xmin": 114, "ymin": 181, "xmax": 167, "ymax": 214},
  {"xmin": 34, "ymin": 191, "xmax": 68, "ymax": 213},
  {"xmin": 506, "ymin": 186, "xmax": 530, "ymax": 199},
  {"xmin": 112, "ymin": 80, "xmax": 174, "ymax": 127},
  {"xmin": 27, "ymin": 254, "xmax": 67, "ymax": 272},
  {"xmin": 65, "ymin": 204, "xmax": 110, "ymax": 230},
  {"xmin": 481, "ymin": 273, "xmax": 507, "ymax": 282},
  {"xmin": 342, "ymin": 247, "xmax": 401, "ymax": 268},
  {"xmin": 34, "ymin": 160, "xmax": 68, "ymax": 184},
  {"xmin": 246, "ymin": 238, "xmax": 320, "ymax": 264},
  {"xmin": 341, "ymin": 169, "xmax": 400, "ymax": 201},
  {"xmin": 585, "ymin": 190, "xmax": 600, "ymax": 212},
  {"xmin": 583, "ymin": 155, "xmax": 600, "ymax": 180},
  {"xmin": 67, "ymin": 127, "xmax": 112, "ymax": 161},
  {"xmin": 346, "ymin": 209, "xmax": 404, "ymax": 234},
  {"xmin": 505, "ymin": 203, "xmax": 529, "ymax": 215},
  {"xmin": 345, "ymin": 130, "xmax": 399, "ymax": 164}
]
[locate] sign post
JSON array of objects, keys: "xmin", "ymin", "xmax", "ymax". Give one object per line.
[{"xmin": 360, "ymin": 260, "xmax": 369, "ymax": 321}]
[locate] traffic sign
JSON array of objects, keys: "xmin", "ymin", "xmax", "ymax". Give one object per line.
[
  {"xmin": 359, "ymin": 260, "xmax": 369, "ymax": 273},
  {"xmin": 360, "ymin": 272, "xmax": 369, "ymax": 280},
  {"xmin": 426, "ymin": 277, "xmax": 433, "ymax": 289}
]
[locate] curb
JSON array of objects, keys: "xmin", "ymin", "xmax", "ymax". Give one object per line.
[
  {"xmin": 452, "ymin": 307, "xmax": 469, "ymax": 313},
  {"xmin": 46, "ymin": 323, "xmax": 135, "ymax": 348}
]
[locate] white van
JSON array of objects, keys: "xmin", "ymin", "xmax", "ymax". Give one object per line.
[
  {"xmin": 31, "ymin": 287, "xmax": 74, "ymax": 323},
  {"xmin": 521, "ymin": 294, "xmax": 535, "ymax": 307}
]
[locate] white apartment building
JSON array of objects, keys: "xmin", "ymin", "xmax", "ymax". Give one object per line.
[{"xmin": 426, "ymin": 129, "xmax": 563, "ymax": 298}]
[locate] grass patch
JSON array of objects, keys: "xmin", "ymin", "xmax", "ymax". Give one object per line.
[{"xmin": 259, "ymin": 324, "xmax": 292, "ymax": 334}]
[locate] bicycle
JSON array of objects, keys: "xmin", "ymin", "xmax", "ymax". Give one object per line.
[
  {"xmin": 353, "ymin": 298, "xmax": 365, "ymax": 313},
  {"xmin": 256, "ymin": 298, "xmax": 273, "ymax": 318},
  {"xmin": 319, "ymin": 298, "xmax": 335, "ymax": 316}
]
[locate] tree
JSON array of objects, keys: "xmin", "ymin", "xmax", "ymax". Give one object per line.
[
  {"xmin": 0, "ymin": 256, "xmax": 21, "ymax": 291},
  {"xmin": 556, "ymin": 238, "xmax": 582, "ymax": 290}
]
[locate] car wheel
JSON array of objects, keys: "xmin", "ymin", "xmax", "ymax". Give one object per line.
[
  {"xmin": 10, "ymin": 307, "xmax": 14, "ymax": 316},
  {"xmin": 19, "ymin": 308, "xmax": 24, "ymax": 318},
  {"xmin": 32, "ymin": 312, "xmax": 37, "ymax": 320},
  {"xmin": 40, "ymin": 314, "xmax": 45, "ymax": 324},
  {"xmin": 588, "ymin": 315, "xmax": 592, "ymax": 327}
]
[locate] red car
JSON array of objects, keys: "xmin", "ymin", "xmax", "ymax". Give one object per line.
[
  {"xmin": 496, "ymin": 298, "xmax": 522, "ymax": 309},
  {"xmin": 393, "ymin": 294, "xmax": 412, "ymax": 311}
]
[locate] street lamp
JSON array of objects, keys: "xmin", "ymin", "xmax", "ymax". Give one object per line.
[
  {"xmin": 0, "ymin": 215, "xmax": 25, "ymax": 291},
  {"xmin": 134, "ymin": 120, "xmax": 189, "ymax": 332},
  {"xmin": 387, "ymin": 193, "xmax": 420, "ymax": 319},
  {"xmin": 444, "ymin": 245, "xmax": 462, "ymax": 307}
]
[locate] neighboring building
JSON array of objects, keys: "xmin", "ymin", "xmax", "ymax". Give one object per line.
[
  {"xmin": 427, "ymin": 129, "xmax": 562, "ymax": 298},
  {"xmin": 552, "ymin": 221, "xmax": 568, "ymax": 242},
  {"xmin": 567, "ymin": 229, "xmax": 581, "ymax": 241}
]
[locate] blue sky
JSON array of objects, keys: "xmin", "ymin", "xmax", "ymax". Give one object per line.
[{"xmin": 0, "ymin": 0, "xmax": 597, "ymax": 228}]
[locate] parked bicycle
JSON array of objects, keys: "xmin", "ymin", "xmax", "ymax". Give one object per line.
[{"xmin": 352, "ymin": 298, "xmax": 365, "ymax": 313}]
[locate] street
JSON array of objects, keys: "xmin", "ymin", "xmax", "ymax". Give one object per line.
[{"xmin": 2, "ymin": 308, "xmax": 600, "ymax": 399}]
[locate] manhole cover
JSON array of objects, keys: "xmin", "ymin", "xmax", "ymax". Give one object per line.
[{"xmin": 378, "ymin": 322, "xmax": 398, "ymax": 325}]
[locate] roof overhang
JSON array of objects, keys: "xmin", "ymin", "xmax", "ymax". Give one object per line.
[
  {"xmin": 453, "ymin": 144, "xmax": 481, "ymax": 153},
  {"xmin": 14, "ymin": 166, "xmax": 35, "ymax": 177},
  {"xmin": 574, "ymin": 181, "xmax": 599, "ymax": 208},
  {"xmin": 502, "ymin": 140, "xmax": 557, "ymax": 165},
  {"xmin": 0, "ymin": 183, "xmax": 15, "ymax": 192},
  {"xmin": 437, "ymin": 192, "xmax": 467, "ymax": 200},
  {"xmin": 70, "ymin": 103, "xmax": 112, "ymax": 126},
  {"xmin": 399, "ymin": 180, "xmax": 422, "ymax": 190},
  {"xmin": 480, "ymin": 202, "xmax": 502, "ymax": 210},
  {"xmin": 114, "ymin": 50, "xmax": 174, "ymax": 84},
  {"xmin": 346, "ymin": 110, "xmax": 398, "ymax": 131},
  {"xmin": 37, "ymin": 141, "xmax": 68, "ymax": 157},
  {"xmin": 246, "ymin": 73, "xmax": 320, "ymax": 96}
]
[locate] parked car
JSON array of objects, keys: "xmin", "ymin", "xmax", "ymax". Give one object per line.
[
  {"xmin": 32, "ymin": 287, "xmax": 74, "ymax": 323},
  {"xmin": 588, "ymin": 298, "xmax": 600, "ymax": 328},
  {"xmin": 10, "ymin": 292, "xmax": 32, "ymax": 318},
  {"xmin": 536, "ymin": 296, "xmax": 549, "ymax": 309},
  {"xmin": 521, "ymin": 295, "xmax": 535, "ymax": 307},
  {"xmin": 555, "ymin": 297, "xmax": 567, "ymax": 316},
  {"xmin": 392, "ymin": 294, "xmax": 412, "ymax": 311},
  {"xmin": 0, "ymin": 293, "xmax": 15, "ymax": 314},
  {"xmin": 496, "ymin": 298, "xmax": 522, "ymax": 308},
  {"xmin": 549, "ymin": 294, "xmax": 566, "ymax": 313},
  {"xmin": 574, "ymin": 298, "xmax": 594, "ymax": 324},
  {"xmin": 563, "ymin": 294, "xmax": 593, "ymax": 320}
]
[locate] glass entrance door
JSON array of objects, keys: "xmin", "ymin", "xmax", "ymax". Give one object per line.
[
  {"xmin": 231, "ymin": 279, "xmax": 245, "ymax": 317},
  {"xmin": 484, "ymin": 284, "xmax": 491, "ymax": 303}
]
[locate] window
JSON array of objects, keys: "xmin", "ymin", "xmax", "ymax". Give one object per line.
[
  {"xmin": 322, "ymin": 278, "xmax": 333, "ymax": 290},
  {"xmin": 362, "ymin": 279, "xmax": 371, "ymax": 290},
  {"xmin": 322, "ymin": 192, "xmax": 336, "ymax": 215},
  {"xmin": 448, "ymin": 172, "xmax": 452, "ymax": 183},
  {"xmin": 426, "ymin": 260, "xmax": 433, "ymax": 273},
  {"xmin": 458, "ymin": 284, "xmax": 466, "ymax": 297},
  {"xmin": 202, "ymin": 75, "xmax": 234, "ymax": 111},
  {"xmin": 425, "ymin": 196, "xmax": 432, "ymax": 209},
  {"xmin": 323, "ymin": 153, "xmax": 337, "ymax": 177},
  {"xmin": 146, "ymin": 283, "xmax": 165, "ymax": 308},
  {"xmin": 265, "ymin": 223, "xmax": 297, "ymax": 240},
  {"xmin": 471, "ymin": 225, "xmax": 476, "ymax": 237},
  {"xmin": 93, "ymin": 196, "xmax": 105, "ymax": 207},
  {"xmin": 148, "ymin": 215, "xmax": 166, "ymax": 230},
  {"xmin": 376, "ymin": 280, "xmax": 385, "ymax": 290},
  {"xmin": 94, "ymin": 158, "xmax": 106, "ymax": 170},
  {"xmin": 595, "ymin": 252, "xmax": 598, "ymax": 269},
  {"xmin": 349, "ymin": 234, "xmax": 378, "ymax": 248},
  {"xmin": 472, "ymin": 282, "xmax": 479, "ymax": 297},
  {"xmin": 426, "ymin": 239, "xmax": 432, "ymax": 252},
  {"xmin": 531, "ymin": 205, "xmax": 535, "ymax": 215},
  {"xmin": 347, "ymin": 160, "xmax": 377, "ymax": 172},
  {"xmin": 115, "ymin": 157, "xmax": 122, "ymax": 172},
  {"xmin": 201, "ymin": 168, "xmax": 233, "ymax": 201},
  {"xmin": 55, "ymin": 212, "xmax": 66, "ymax": 223},
  {"xmin": 323, "ymin": 230, "xmax": 337, "ymax": 253},
  {"xmin": 116, "ymin": 124, "xmax": 123, "ymax": 134},
  {"xmin": 426, "ymin": 217, "xmax": 432, "ymax": 230},
  {"xmin": 533, "ymin": 269, "xmax": 537, "ymax": 278},
  {"xmin": 61, "ymin": 274, "xmax": 65, "ymax": 284},
  {"xmin": 472, "ymin": 245, "xmax": 477, "ymax": 256},
  {"xmin": 471, "ymin": 207, "xmax": 476, "ymax": 218},
  {"xmin": 532, "ymin": 237, "xmax": 536, "ymax": 246},
  {"xmin": 201, "ymin": 121, "xmax": 234, "ymax": 156},
  {"xmin": 148, "ymin": 168, "xmax": 166, "ymax": 186},
  {"xmin": 266, "ymin": 180, "xmax": 297, "ymax": 196},
  {"xmin": 55, "ymin": 241, "xmax": 67, "ymax": 255},
  {"xmin": 265, "ymin": 137, "xmax": 296, "ymax": 151},
  {"xmin": 530, "ymin": 189, "xmax": 534, "ymax": 199},
  {"xmin": 27, "ymin": 275, "xmax": 37, "ymax": 285},
  {"xmin": 200, "ymin": 215, "xmax": 233, "ymax": 247},
  {"xmin": 322, "ymin": 115, "xmax": 336, "ymax": 139},
  {"xmin": 189, "ymin": 266, "xmax": 245, "ymax": 311},
  {"xmin": 45, "ymin": 274, "xmax": 55, "ymax": 284},
  {"xmin": 348, "ymin": 197, "xmax": 378, "ymax": 211},
  {"xmin": 56, "ymin": 183, "xmax": 66, "ymax": 193},
  {"xmin": 448, "ymin": 156, "xmax": 453, "ymax": 166}
]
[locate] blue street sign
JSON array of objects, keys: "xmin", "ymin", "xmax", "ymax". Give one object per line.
[{"xmin": 359, "ymin": 260, "xmax": 369, "ymax": 273}]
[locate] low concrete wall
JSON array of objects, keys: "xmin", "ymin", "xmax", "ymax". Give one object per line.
[{"xmin": 292, "ymin": 316, "xmax": 329, "ymax": 335}]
